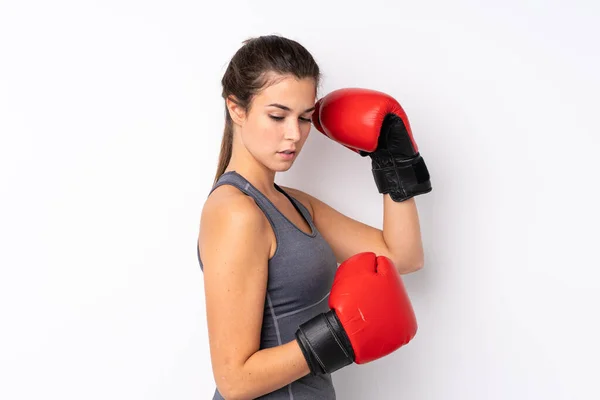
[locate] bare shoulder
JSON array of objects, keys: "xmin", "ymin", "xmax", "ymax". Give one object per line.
[
  {"xmin": 200, "ymin": 185, "xmax": 268, "ymax": 238},
  {"xmin": 198, "ymin": 183, "xmax": 270, "ymax": 277},
  {"xmin": 199, "ymin": 185, "xmax": 271, "ymax": 264}
]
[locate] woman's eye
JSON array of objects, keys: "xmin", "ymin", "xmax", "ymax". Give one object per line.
[{"xmin": 269, "ymin": 115, "xmax": 312, "ymax": 123}]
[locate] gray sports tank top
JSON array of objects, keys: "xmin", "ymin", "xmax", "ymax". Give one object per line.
[{"xmin": 197, "ymin": 171, "xmax": 339, "ymax": 399}]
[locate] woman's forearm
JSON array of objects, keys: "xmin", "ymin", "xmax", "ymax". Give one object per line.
[
  {"xmin": 219, "ymin": 340, "xmax": 310, "ymax": 400},
  {"xmin": 382, "ymin": 195, "xmax": 425, "ymax": 273}
]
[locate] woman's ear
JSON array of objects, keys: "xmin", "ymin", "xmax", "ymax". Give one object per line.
[{"xmin": 226, "ymin": 95, "xmax": 246, "ymax": 126}]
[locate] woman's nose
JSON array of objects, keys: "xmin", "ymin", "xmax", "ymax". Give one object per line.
[{"xmin": 284, "ymin": 121, "xmax": 302, "ymax": 141}]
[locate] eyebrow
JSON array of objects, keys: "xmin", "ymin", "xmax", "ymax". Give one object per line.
[{"xmin": 266, "ymin": 103, "xmax": 316, "ymax": 113}]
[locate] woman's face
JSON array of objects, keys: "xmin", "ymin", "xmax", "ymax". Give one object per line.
[{"xmin": 239, "ymin": 74, "xmax": 317, "ymax": 172}]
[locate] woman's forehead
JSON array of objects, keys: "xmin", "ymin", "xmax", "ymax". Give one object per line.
[{"xmin": 256, "ymin": 76, "xmax": 316, "ymax": 107}]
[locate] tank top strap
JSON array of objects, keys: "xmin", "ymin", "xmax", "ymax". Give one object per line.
[
  {"xmin": 209, "ymin": 171, "xmax": 289, "ymax": 233},
  {"xmin": 274, "ymin": 182, "xmax": 316, "ymax": 229}
]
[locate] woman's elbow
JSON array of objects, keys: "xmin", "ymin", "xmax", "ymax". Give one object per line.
[
  {"xmin": 218, "ymin": 387, "xmax": 247, "ymax": 400},
  {"xmin": 215, "ymin": 370, "xmax": 251, "ymax": 400},
  {"xmin": 395, "ymin": 257, "xmax": 424, "ymax": 274},
  {"xmin": 217, "ymin": 383, "xmax": 247, "ymax": 400}
]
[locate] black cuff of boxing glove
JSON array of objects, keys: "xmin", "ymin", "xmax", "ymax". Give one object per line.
[
  {"xmin": 295, "ymin": 329, "xmax": 325, "ymax": 376},
  {"xmin": 295, "ymin": 311, "xmax": 354, "ymax": 375},
  {"xmin": 370, "ymin": 153, "xmax": 432, "ymax": 202}
]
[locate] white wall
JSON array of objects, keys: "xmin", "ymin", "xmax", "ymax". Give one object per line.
[{"xmin": 1, "ymin": 1, "xmax": 599, "ymax": 399}]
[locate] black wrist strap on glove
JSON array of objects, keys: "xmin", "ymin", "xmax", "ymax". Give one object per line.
[
  {"xmin": 359, "ymin": 113, "xmax": 432, "ymax": 202},
  {"xmin": 295, "ymin": 310, "xmax": 355, "ymax": 376},
  {"xmin": 370, "ymin": 153, "xmax": 432, "ymax": 202}
]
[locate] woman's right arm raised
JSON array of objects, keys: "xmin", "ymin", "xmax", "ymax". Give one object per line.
[{"xmin": 198, "ymin": 190, "xmax": 310, "ymax": 400}]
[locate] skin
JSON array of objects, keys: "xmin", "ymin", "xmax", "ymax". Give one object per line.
[{"xmin": 198, "ymin": 72, "xmax": 425, "ymax": 399}]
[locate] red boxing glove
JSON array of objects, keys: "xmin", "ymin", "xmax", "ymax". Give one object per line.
[
  {"xmin": 330, "ymin": 252, "xmax": 417, "ymax": 364},
  {"xmin": 312, "ymin": 87, "xmax": 432, "ymax": 202},
  {"xmin": 295, "ymin": 252, "xmax": 417, "ymax": 375}
]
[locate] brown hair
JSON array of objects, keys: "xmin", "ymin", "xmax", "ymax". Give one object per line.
[{"xmin": 214, "ymin": 35, "xmax": 321, "ymax": 184}]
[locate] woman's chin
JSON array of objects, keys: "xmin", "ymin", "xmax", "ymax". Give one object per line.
[
  {"xmin": 270, "ymin": 153, "xmax": 299, "ymax": 172},
  {"xmin": 274, "ymin": 163, "xmax": 294, "ymax": 172}
]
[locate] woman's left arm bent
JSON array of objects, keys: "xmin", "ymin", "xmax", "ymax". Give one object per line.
[{"xmin": 282, "ymin": 186, "xmax": 424, "ymax": 274}]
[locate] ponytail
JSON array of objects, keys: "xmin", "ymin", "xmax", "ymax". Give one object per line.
[{"xmin": 213, "ymin": 110, "xmax": 234, "ymax": 185}]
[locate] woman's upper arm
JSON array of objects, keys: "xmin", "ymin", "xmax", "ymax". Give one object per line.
[
  {"xmin": 198, "ymin": 191, "xmax": 270, "ymax": 394},
  {"xmin": 280, "ymin": 186, "xmax": 388, "ymax": 264}
]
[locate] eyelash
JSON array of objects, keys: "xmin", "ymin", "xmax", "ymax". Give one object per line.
[{"xmin": 269, "ymin": 115, "xmax": 312, "ymax": 123}]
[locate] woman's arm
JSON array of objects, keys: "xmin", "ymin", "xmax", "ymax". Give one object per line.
[
  {"xmin": 299, "ymin": 86, "xmax": 429, "ymax": 274},
  {"xmin": 231, "ymin": 341, "xmax": 310, "ymax": 399},
  {"xmin": 281, "ymin": 186, "xmax": 424, "ymax": 274},
  {"xmin": 381, "ymin": 195, "xmax": 425, "ymax": 271},
  {"xmin": 199, "ymin": 189, "xmax": 309, "ymax": 400}
]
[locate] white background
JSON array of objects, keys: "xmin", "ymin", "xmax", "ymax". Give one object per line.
[{"xmin": 1, "ymin": 1, "xmax": 599, "ymax": 399}]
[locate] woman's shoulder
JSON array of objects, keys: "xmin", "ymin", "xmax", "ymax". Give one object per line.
[
  {"xmin": 201, "ymin": 184, "xmax": 267, "ymax": 231},
  {"xmin": 198, "ymin": 184, "xmax": 272, "ymax": 267}
]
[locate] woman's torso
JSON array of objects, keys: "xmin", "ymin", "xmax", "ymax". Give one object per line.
[{"xmin": 197, "ymin": 171, "xmax": 339, "ymax": 399}]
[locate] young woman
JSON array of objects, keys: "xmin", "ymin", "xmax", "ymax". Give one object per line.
[{"xmin": 197, "ymin": 34, "xmax": 431, "ymax": 400}]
